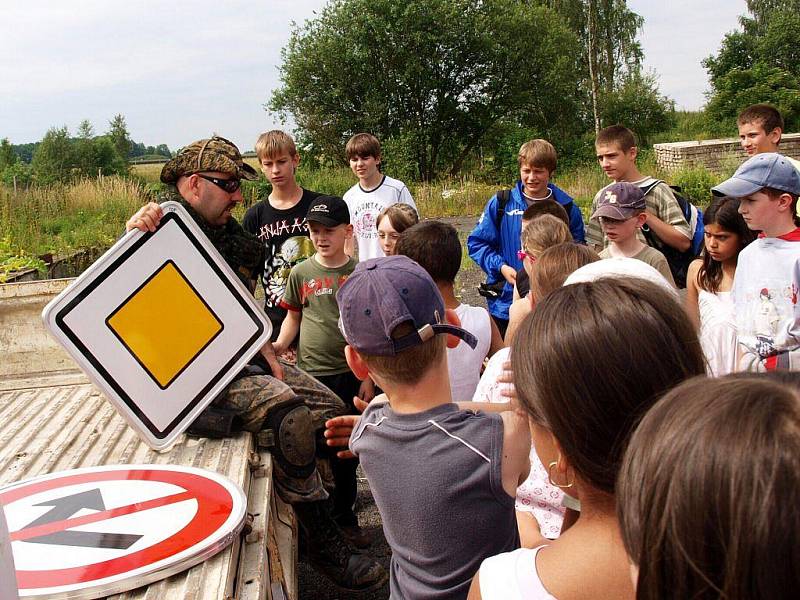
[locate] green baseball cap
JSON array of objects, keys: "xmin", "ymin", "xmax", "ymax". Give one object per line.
[{"xmin": 160, "ymin": 135, "xmax": 258, "ymax": 184}]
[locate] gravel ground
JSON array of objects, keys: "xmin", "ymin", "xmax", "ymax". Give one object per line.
[{"xmin": 297, "ymin": 215, "xmax": 487, "ymax": 599}]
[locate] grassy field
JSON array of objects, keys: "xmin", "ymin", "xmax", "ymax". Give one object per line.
[{"xmin": 0, "ymin": 154, "xmax": 733, "ymax": 269}]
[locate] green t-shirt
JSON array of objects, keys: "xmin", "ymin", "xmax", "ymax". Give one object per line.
[{"xmin": 280, "ymin": 255, "xmax": 356, "ymax": 376}]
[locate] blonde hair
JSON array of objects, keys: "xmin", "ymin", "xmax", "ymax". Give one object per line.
[
  {"xmin": 361, "ymin": 322, "xmax": 446, "ymax": 385},
  {"xmin": 255, "ymin": 130, "xmax": 297, "ymax": 161},
  {"xmin": 521, "ymin": 214, "xmax": 571, "ymax": 258},
  {"xmin": 518, "ymin": 139, "xmax": 557, "ymax": 173},
  {"xmin": 530, "ymin": 243, "xmax": 599, "ymax": 300}
]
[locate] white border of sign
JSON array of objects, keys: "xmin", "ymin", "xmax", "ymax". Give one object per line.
[
  {"xmin": 1, "ymin": 464, "xmax": 247, "ymax": 599},
  {"xmin": 41, "ymin": 201, "xmax": 272, "ymax": 450}
]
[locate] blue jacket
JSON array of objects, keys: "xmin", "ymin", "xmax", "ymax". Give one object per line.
[{"xmin": 467, "ymin": 181, "xmax": 585, "ymax": 320}]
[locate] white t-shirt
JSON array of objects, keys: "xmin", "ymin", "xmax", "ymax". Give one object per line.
[
  {"xmin": 344, "ymin": 175, "xmax": 416, "ymax": 260},
  {"xmin": 479, "ymin": 546, "xmax": 556, "ymax": 600},
  {"xmin": 733, "ymin": 235, "xmax": 800, "ymax": 370},
  {"xmin": 448, "ymin": 303, "xmax": 492, "ymax": 401}
]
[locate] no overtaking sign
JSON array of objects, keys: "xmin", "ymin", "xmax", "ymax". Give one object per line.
[{"xmin": 0, "ymin": 465, "xmax": 246, "ymax": 599}]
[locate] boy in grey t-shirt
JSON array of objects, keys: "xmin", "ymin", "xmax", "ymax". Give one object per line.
[{"xmin": 334, "ymin": 256, "xmax": 531, "ymax": 599}]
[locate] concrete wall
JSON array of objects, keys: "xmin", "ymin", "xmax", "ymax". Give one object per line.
[
  {"xmin": 0, "ymin": 279, "xmax": 80, "ymax": 380},
  {"xmin": 654, "ymin": 133, "xmax": 800, "ymax": 172}
]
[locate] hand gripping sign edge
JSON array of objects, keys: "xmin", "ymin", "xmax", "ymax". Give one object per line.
[{"xmin": 0, "ymin": 464, "xmax": 247, "ymax": 599}]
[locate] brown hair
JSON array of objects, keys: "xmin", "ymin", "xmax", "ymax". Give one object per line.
[
  {"xmin": 361, "ymin": 321, "xmax": 446, "ymax": 386},
  {"xmin": 518, "ymin": 139, "xmax": 558, "ymax": 173},
  {"xmin": 255, "ymin": 130, "xmax": 297, "ymax": 161},
  {"xmin": 345, "ymin": 133, "xmax": 381, "ymax": 160},
  {"xmin": 522, "ymin": 199, "xmax": 569, "ymax": 227},
  {"xmin": 376, "ymin": 203, "xmax": 419, "ymax": 232},
  {"xmin": 529, "ymin": 243, "xmax": 599, "ymax": 300},
  {"xmin": 737, "ymin": 103, "xmax": 784, "ymax": 139},
  {"xmin": 511, "ymin": 278, "xmax": 705, "ymax": 495},
  {"xmin": 596, "ymin": 125, "xmax": 637, "ymax": 152},
  {"xmin": 618, "ymin": 375, "xmax": 800, "ymax": 599},
  {"xmin": 520, "ymin": 214, "xmax": 571, "ymax": 258},
  {"xmin": 395, "ymin": 220, "xmax": 461, "ymax": 284}
]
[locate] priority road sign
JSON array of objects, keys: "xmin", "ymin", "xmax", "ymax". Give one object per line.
[
  {"xmin": 1, "ymin": 465, "xmax": 247, "ymax": 599},
  {"xmin": 42, "ymin": 201, "xmax": 272, "ymax": 450}
]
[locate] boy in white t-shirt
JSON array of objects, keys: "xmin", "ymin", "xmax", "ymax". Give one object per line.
[
  {"xmin": 712, "ymin": 152, "xmax": 800, "ymax": 370},
  {"xmin": 343, "ymin": 133, "xmax": 417, "ymax": 260},
  {"xmin": 395, "ymin": 221, "xmax": 503, "ymax": 401}
]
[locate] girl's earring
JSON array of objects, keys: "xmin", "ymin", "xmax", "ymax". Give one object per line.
[{"xmin": 547, "ymin": 460, "xmax": 574, "ymax": 489}]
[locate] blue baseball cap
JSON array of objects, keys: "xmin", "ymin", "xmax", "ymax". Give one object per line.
[
  {"xmin": 712, "ymin": 153, "xmax": 800, "ymax": 198},
  {"xmin": 336, "ymin": 256, "xmax": 478, "ymax": 356}
]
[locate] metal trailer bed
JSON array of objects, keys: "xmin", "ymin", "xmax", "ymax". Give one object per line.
[{"xmin": 0, "ymin": 279, "xmax": 297, "ymax": 600}]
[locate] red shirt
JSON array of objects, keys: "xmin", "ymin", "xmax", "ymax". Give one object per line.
[{"xmin": 758, "ymin": 227, "xmax": 800, "ymax": 241}]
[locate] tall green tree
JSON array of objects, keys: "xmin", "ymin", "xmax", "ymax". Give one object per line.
[
  {"xmin": 31, "ymin": 126, "xmax": 74, "ymax": 184},
  {"xmin": 704, "ymin": 1, "xmax": 800, "ymax": 133},
  {"xmin": 270, "ymin": 0, "xmax": 582, "ymax": 179},
  {"xmin": 107, "ymin": 114, "xmax": 132, "ymax": 161},
  {"xmin": 538, "ymin": 0, "xmax": 645, "ymax": 132},
  {"xmin": 0, "ymin": 138, "xmax": 17, "ymax": 170}
]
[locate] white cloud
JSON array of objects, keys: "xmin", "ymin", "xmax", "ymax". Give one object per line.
[{"xmin": 0, "ymin": 0, "xmax": 751, "ymax": 148}]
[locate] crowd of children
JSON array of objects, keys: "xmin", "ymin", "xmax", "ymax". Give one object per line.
[{"xmin": 234, "ymin": 103, "xmax": 800, "ymax": 598}]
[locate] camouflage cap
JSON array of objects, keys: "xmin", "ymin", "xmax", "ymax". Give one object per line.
[{"xmin": 160, "ymin": 135, "xmax": 258, "ymax": 184}]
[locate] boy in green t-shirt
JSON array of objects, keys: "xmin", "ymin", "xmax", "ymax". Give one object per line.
[{"xmin": 274, "ymin": 195, "xmax": 369, "ymax": 545}]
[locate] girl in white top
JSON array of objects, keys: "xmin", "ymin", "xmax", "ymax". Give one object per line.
[
  {"xmin": 470, "ymin": 270, "xmax": 706, "ymax": 600},
  {"xmin": 685, "ymin": 196, "xmax": 756, "ymax": 376}
]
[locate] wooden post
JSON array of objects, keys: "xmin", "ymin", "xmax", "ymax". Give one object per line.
[{"xmin": 13, "ymin": 175, "xmax": 17, "ymax": 194}]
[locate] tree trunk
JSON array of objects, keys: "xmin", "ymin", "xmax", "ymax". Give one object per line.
[{"xmin": 587, "ymin": 0, "xmax": 601, "ymax": 135}]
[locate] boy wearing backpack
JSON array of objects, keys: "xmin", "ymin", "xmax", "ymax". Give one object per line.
[
  {"xmin": 468, "ymin": 139, "xmax": 585, "ymax": 336},
  {"xmin": 586, "ymin": 125, "xmax": 700, "ymax": 287}
]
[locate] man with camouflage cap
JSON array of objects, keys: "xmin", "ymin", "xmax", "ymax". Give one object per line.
[{"xmin": 127, "ymin": 136, "xmax": 387, "ymax": 593}]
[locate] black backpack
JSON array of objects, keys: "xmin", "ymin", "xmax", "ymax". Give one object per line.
[{"xmin": 639, "ymin": 181, "xmax": 703, "ymax": 289}]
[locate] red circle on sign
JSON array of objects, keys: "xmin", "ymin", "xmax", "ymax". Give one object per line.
[{"xmin": 1, "ymin": 467, "xmax": 236, "ymax": 590}]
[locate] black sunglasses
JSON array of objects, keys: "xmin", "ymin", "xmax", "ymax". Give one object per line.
[{"xmin": 196, "ymin": 174, "xmax": 241, "ymax": 193}]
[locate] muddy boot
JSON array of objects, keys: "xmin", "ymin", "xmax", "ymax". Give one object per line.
[{"xmin": 295, "ymin": 500, "xmax": 387, "ymax": 593}]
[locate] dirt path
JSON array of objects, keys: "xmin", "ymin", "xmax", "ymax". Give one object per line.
[{"xmin": 298, "ymin": 215, "xmax": 488, "ymax": 599}]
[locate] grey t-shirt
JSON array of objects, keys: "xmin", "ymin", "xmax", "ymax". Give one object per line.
[{"xmin": 350, "ymin": 401, "xmax": 518, "ymax": 599}]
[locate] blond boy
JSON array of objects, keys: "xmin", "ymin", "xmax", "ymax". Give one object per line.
[
  {"xmin": 468, "ymin": 139, "xmax": 584, "ymax": 337},
  {"xmin": 342, "ymin": 133, "xmax": 416, "ymax": 260},
  {"xmin": 243, "ymin": 130, "xmax": 322, "ymax": 337}
]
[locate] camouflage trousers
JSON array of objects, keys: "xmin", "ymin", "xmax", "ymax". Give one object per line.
[{"xmin": 213, "ymin": 360, "xmax": 346, "ymax": 503}]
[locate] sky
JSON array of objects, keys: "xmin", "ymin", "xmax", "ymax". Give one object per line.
[{"xmin": 0, "ymin": 1, "xmax": 748, "ymax": 151}]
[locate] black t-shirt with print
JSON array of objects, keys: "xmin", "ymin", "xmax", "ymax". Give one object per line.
[{"xmin": 242, "ymin": 189, "xmax": 321, "ymax": 337}]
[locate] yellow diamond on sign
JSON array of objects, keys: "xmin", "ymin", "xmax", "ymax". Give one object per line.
[{"xmin": 106, "ymin": 260, "xmax": 223, "ymax": 389}]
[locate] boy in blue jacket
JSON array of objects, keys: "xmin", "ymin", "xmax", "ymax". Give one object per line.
[{"xmin": 468, "ymin": 139, "xmax": 584, "ymax": 335}]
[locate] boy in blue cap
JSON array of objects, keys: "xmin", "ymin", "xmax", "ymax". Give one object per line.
[
  {"xmin": 712, "ymin": 152, "xmax": 800, "ymax": 370},
  {"xmin": 332, "ymin": 255, "xmax": 530, "ymax": 599}
]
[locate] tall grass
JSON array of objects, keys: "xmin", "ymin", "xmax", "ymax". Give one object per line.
[
  {"xmin": 0, "ymin": 177, "xmax": 147, "ymax": 256},
  {"xmin": 4, "ymin": 155, "xmax": 736, "ymax": 261}
]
